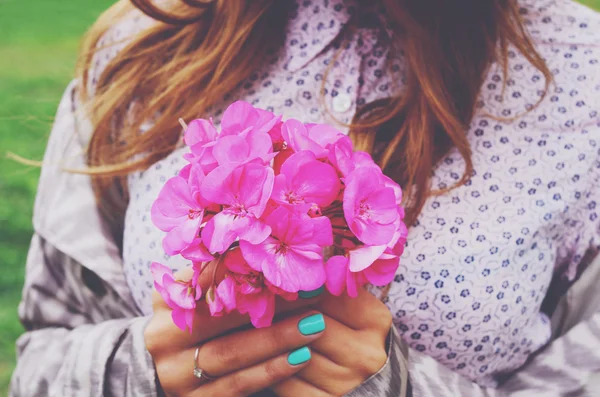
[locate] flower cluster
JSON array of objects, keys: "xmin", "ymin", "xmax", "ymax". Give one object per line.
[{"xmin": 151, "ymin": 101, "xmax": 407, "ymax": 332}]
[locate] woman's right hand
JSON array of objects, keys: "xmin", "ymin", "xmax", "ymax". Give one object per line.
[{"xmin": 144, "ymin": 266, "xmax": 324, "ymax": 397}]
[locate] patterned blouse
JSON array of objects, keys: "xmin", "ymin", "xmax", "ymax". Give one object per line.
[
  {"xmin": 10, "ymin": 0, "xmax": 600, "ymax": 396},
  {"xmin": 108, "ymin": 0, "xmax": 600, "ymax": 387}
]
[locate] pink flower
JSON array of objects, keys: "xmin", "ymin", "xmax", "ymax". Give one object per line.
[
  {"xmin": 209, "ymin": 248, "xmax": 296, "ymax": 328},
  {"xmin": 343, "ymin": 166, "xmax": 400, "ymax": 246},
  {"xmin": 220, "ymin": 101, "xmax": 282, "ymax": 137},
  {"xmin": 240, "ymin": 207, "xmax": 332, "ymax": 293},
  {"xmin": 180, "ymin": 235, "xmax": 214, "ymax": 263},
  {"xmin": 151, "ymin": 262, "xmax": 202, "ymax": 333},
  {"xmin": 183, "ymin": 102, "xmax": 281, "ymax": 173},
  {"xmin": 183, "ymin": 118, "xmax": 220, "ymax": 174},
  {"xmin": 328, "ymin": 136, "xmax": 378, "ymax": 177},
  {"xmin": 212, "ymin": 129, "xmax": 277, "ymax": 167},
  {"xmin": 201, "ymin": 163, "xmax": 274, "ymax": 253},
  {"xmin": 272, "ymin": 151, "xmax": 341, "ymax": 211},
  {"xmin": 282, "ymin": 119, "xmax": 344, "ymax": 159},
  {"xmin": 151, "ymin": 164, "xmax": 209, "ymax": 255},
  {"xmin": 325, "ymin": 223, "xmax": 407, "ymax": 297}
]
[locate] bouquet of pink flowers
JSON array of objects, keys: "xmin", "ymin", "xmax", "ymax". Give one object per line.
[{"xmin": 150, "ymin": 101, "xmax": 408, "ymax": 332}]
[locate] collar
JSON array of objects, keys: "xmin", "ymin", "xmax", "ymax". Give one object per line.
[{"xmin": 284, "ymin": 0, "xmax": 356, "ymax": 71}]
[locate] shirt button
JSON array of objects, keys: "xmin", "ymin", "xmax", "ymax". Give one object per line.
[{"xmin": 332, "ymin": 94, "xmax": 352, "ymax": 113}]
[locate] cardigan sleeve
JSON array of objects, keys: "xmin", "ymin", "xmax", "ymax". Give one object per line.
[
  {"xmin": 9, "ymin": 82, "xmax": 159, "ymax": 397},
  {"xmin": 10, "ymin": 235, "xmax": 158, "ymax": 397}
]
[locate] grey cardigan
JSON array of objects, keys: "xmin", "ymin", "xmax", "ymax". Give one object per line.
[{"xmin": 9, "ymin": 81, "xmax": 600, "ymax": 397}]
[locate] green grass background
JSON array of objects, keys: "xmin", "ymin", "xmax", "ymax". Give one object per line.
[{"xmin": 0, "ymin": 0, "xmax": 599, "ymax": 394}]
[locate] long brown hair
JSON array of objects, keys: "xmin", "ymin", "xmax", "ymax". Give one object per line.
[{"xmin": 77, "ymin": 0, "xmax": 551, "ymax": 246}]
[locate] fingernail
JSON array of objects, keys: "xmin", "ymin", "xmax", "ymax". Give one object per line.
[
  {"xmin": 298, "ymin": 313, "xmax": 325, "ymax": 335},
  {"xmin": 298, "ymin": 285, "xmax": 325, "ymax": 299},
  {"xmin": 288, "ymin": 347, "xmax": 311, "ymax": 366}
]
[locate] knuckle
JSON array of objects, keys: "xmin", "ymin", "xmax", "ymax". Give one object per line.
[
  {"xmin": 263, "ymin": 358, "xmax": 286, "ymax": 383},
  {"xmin": 154, "ymin": 361, "xmax": 178, "ymax": 394},
  {"xmin": 204, "ymin": 341, "xmax": 237, "ymax": 369},
  {"xmin": 144, "ymin": 317, "xmax": 163, "ymax": 355},
  {"xmin": 228, "ymin": 371, "xmax": 248, "ymax": 395},
  {"xmin": 271, "ymin": 322, "xmax": 294, "ymax": 347},
  {"xmin": 357, "ymin": 342, "xmax": 388, "ymax": 377},
  {"xmin": 372, "ymin": 304, "xmax": 393, "ymax": 330}
]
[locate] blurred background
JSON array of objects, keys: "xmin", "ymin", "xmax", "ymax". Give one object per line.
[{"xmin": 0, "ymin": 0, "xmax": 599, "ymax": 394}]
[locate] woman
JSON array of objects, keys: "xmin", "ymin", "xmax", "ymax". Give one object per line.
[{"xmin": 9, "ymin": 0, "xmax": 600, "ymax": 396}]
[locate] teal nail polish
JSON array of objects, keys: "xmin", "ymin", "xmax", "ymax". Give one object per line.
[
  {"xmin": 298, "ymin": 285, "xmax": 325, "ymax": 299},
  {"xmin": 298, "ymin": 313, "xmax": 325, "ymax": 335},
  {"xmin": 288, "ymin": 347, "xmax": 311, "ymax": 366}
]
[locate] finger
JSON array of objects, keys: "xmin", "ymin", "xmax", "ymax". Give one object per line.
[
  {"xmin": 306, "ymin": 314, "xmax": 359, "ymax": 366},
  {"xmin": 182, "ymin": 294, "xmax": 322, "ymax": 347},
  {"xmin": 320, "ymin": 314, "xmax": 387, "ymax": 374},
  {"xmin": 185, "ymin": 311, "xmax": 326, "ymax": 390},
  {"xmin": 270, "ymin": 377, "xmax": 331, "ymax": 397},
  {"xmin": 296, "ymin": 350, "xmax": 356, "ymax": 395},
  {"xmin": 315, "ymin": 289, "xmax": 392, "ymax": 331},
  {"xmin": 153, "ymin": 263, "xmax": 322, "ymax": 349},
  {"xmin": 193, "ymin": 348, "xmax": 313, "ymax": 397}
]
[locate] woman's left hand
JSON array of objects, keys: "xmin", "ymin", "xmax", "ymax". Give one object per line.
[{"xmin": 271, "ymin": 287, "xmax": 392, "ymax": 396}]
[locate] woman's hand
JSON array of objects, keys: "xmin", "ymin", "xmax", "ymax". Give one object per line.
[
  {"xmin": 144, "ymin": 266, "xmax": 323, "ymax": 397},
  {"xmin": 271, "ymin": 288, "xmax": 392, "ymax": 397}
]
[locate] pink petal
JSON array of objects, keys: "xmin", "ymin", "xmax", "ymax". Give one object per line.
[
  {"xmin": 353, "ymin": 151, "xmax": 378, "ymax": 170},
  {"xmin": 363, "ymin": 257, "xmax": 400, "ymax": 286},
  {"xmin": 151, "ymin": 262, "xmax": 175, "ymax": 306},
  {"xmin": 345, "ymin": 270, "xmax": 362, "ymax": 298},
  {"xmin": 178, "ymin": 164, "xmax": 192, "ymax": 179},
  {"xmin": 201, "ymin": 212, "xmax": 244, "ymax": 254},
  {"xmin": 212, "ymin": 135, "xmax": 251, "ymax": 165},
  {"xmin": 171, "ymin": 308, "xmax": 189, "ymax": 332},
  {"xmin": 200, "ymin": 166, "xmax": 238, "ymax": 205},
  {"xmin": 240, "ymin": 239, "xmax": 326, "ymax": 292},
  {"xmin": 267, "ymin": 282, "xmax": 298, "ymax": 301},
  {"xmin": 350, "ymin": 217, "xmax": 398, "ymax": 247},
  {"xmin": 245, "ymin": 291, "xmax": 276, "ymax": 328},
  {"xmin": 382, "ymin": 174, "xmax": 403, "ymax": 205},
  {"xmin": 362, "ymin": 188, "xmax": 400, "ymax": 225},
  {"xmin": 185, "ymin": 119, "xmax": 218, "ymax": 147},
  {"xmin": 150, "ymin": 207, "xmax": 186, "ymax": 233},
  {"xmin": 343, "ymin": 167, "xmax": 399, "ymax": 245},
  {"xmin": 180, "ymin": 236, "xmax": 214, "ymax": 263},
  {"xmin": 306, "ymin": 123, "xmax": 344, "ymax": 148},
  {"xmin": 150, "ymin": 262, "xmax": 173, "ymax": 287},
  {"xmin": 238, "ymin": 218, "xmax": 272, "ymax": 245},
  {"xmin": 221, "ymin": 101, "xmax": 260, "ymax": 132},
  {"xmin": 223, "ymin": 247, "xmax": 253, "ymax": 275},
  {"xmin": 273, "ymin": 148, "xmax": 294, "ymax": 175},
  {"xmin": 246, "ymin": 130, "xmax": 277, "ymax": 163},
  {"xmin": 201, "ymin": 164, "xmax": 274, "ymax": 217},
  {"xmin": 328, "ymin": 136, "xmax": 355, "ymax": 177},
  {"xmin": 153, "ymin": 176, "xmax": 198, "ymax": 220},
  {"xmin": 236, "ymin": 164, "xmax": 274, "ymax": 216},
  {"xmin": 280, "ymin": 150, "xmax": 317, "ymax": 176},
  {"xmin": 216, "ymin": 277, "xmax": 237, "ymax": 313},
  {"xmin": 162, "ymin": 277, "xmax": 196, "ymax": 310},
  {"xmin": 344, "ymin": 167, "xmax": 385, "ymax": 207},
  {"xmin": 253, "ymin": 109, "xmax": 281, "ymax": 136},
  {"xmin": 187, "ymin": 164, "xmax": 206, "ymax": 196},
  {"xmin": 162, "ymin": 216, "xmax": 202, "ymax": 255},
  {"xmin": 266, "ymin": 119, "xmax": 284, "ymax": 144},
  {"xmin": 275, "ymin": 151, "xmax": 341, "ymax": 208},
  {"xmin": 348, "ymin": 244, "xmax": 388, "ymax": 272},
  {"xmin": 282, "ymin": 119, "xmax": 329, "ymax": 158},
  {"xmin": 325, "ymin": 255, "xmax": 348, "ymax": 296},
  {"xmin": 309, "ymin": 216, "xmax": 334, "ymax": 247}
]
